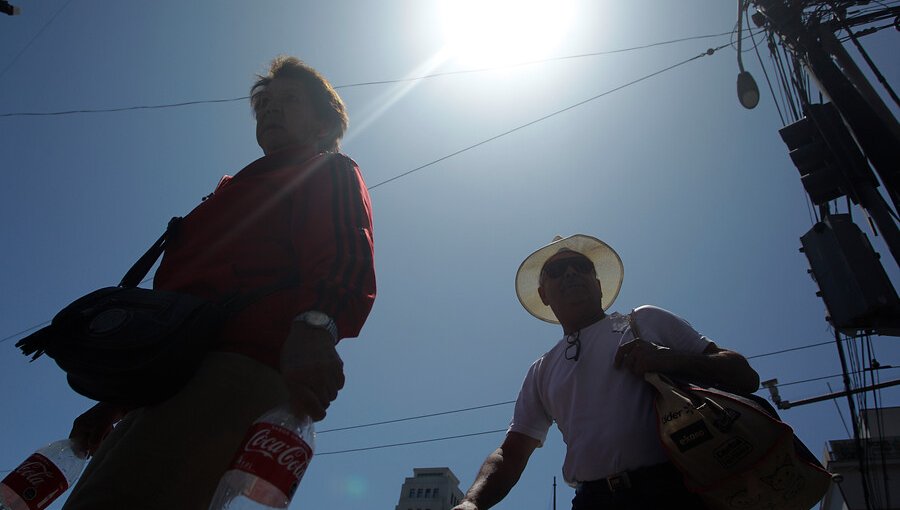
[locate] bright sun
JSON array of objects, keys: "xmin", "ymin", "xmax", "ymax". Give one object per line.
[{"xmin": 440, "ymin": 0, "xmax": 575, "ymax": 67}]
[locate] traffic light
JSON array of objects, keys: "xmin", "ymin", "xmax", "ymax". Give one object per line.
[{"xmin": 778, "ymin": 102, "xmax": 878, "ymax": 205}]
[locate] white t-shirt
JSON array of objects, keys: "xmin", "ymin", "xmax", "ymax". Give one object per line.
[{"xmin": 508, "ymin": 305, "xmax": 711, "ymax": 485}]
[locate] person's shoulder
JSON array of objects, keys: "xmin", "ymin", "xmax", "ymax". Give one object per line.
[
  {"xmin": 322, "ymin": 151, "xmax": 359, "ymax": 169},
  {"xmin": 534, "ymin": 335, "xmax": 571, "ymax": 367},
  {"xmin": 632, "ymin": 304, "xmax": 673, "ymax": 318},
  {"xmin": 631, "ymin": 304, "xmax": 693, "ymax": 325}
]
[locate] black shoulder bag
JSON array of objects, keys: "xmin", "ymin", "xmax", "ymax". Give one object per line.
[{"xmin": 16, "ymin": 217, "xmax": 296, "ymax": 407}]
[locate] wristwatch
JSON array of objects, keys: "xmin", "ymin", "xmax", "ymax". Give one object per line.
[{"xmin": 294, "ymin": 311, "xmax": 339, "ymax": 344}]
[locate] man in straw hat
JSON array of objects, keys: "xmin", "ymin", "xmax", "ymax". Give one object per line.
[{"xmin": 452, "ymin": 234, "xmax": 759, "ymax": 510}]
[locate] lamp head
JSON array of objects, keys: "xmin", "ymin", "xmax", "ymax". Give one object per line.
[{"xmin": 737, "ymin": 70, "xmax": 760, "ymax": 109}]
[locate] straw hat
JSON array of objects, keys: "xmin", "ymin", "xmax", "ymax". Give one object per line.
[{"xmin": 515, "ymin": 234, "xmax": 624, "ymax": 324}]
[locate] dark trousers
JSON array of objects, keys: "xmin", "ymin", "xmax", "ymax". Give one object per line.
[{"xmin": 571, "ymin": 462, "xmax": 708, "ymax": 510}]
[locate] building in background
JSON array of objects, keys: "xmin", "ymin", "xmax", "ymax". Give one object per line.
[
  {"xmin": 395, "ymin": 467, "xmax": 466, "ymax": 510},
  {"xmin": 821, "ymin": 407, "xmax": 900, "ymax": 509}
]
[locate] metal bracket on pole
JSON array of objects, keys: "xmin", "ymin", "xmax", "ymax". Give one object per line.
[{"xmin": 761, "ymin": 378, "xmax": 900, "ymax": 410}]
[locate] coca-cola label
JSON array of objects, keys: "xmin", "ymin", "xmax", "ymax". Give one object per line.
[
  {"xmin": 229, "ymin": 423, "xmax": 313, "ymax": 498},
  {"xmin": 1, "ymin": 453, "xmax": 68, "ymax": 510}
]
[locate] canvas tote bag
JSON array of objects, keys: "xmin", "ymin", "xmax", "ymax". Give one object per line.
[{"xmin": 628, "ymin": 312, "xmax": 831, "ymax": 510}]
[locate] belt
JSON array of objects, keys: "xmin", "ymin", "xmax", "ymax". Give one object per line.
[{"xmin": 576, "ymin": 462, "xmax": 676, "ymax": 494}]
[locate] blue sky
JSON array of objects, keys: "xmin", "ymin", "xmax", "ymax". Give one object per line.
[{"xmin": 1, "ymin": 1, "xmax": 899, "ymax": 509}]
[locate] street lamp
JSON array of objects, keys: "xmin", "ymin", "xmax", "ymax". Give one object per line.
[
  {"xmin": 1, "ymin": 1, "xmax": 21, "ymax": 15},
  {"xmin": 737, "ymin": 70, "xmax": 760, "ymax": 109}
]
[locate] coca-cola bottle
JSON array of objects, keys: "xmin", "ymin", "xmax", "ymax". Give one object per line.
[
  {"xmin": 208, "ymin": 404, "xmax": 315, "ymax": 509},
  {"xmin": 0, "ymin": 439, "xmax": 87, "ymax": 510}
]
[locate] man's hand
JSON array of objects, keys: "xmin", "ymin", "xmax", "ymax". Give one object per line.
[
  {"xmin": 69, "ymin": 402, "xmax": 128, "ymax": 456},
  {"xmin": 280, "ymin": 322, "xmax": 345, "ymax": 421},
  {"xmin": 614, "ymin": 339, "xmax": 673, "ymax": 376}
]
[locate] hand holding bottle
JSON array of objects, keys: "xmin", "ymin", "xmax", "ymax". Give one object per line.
[
  {"xmin": 68, "ymin": 402, "xmax": 128, "ymax": 455},
  {"xmin": 207, "ymin": 404, "xmax": 315, "ymax": 510}
]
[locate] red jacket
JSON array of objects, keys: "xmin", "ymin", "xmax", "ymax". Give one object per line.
[{"xmin": 154, "ymin": 147, "xmax": 376, "ymax": 368}]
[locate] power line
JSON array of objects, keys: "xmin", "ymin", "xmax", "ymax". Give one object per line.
[
  {"xmin": 1, "ymin": 365, "xmax": 894, "ymax": 467},
  {"xmin": 367, "ymin": 42, "xmax": 728, "ymax": 190},
  {"xmin": 0, "ymin": 30, "xmax": 739, "ymax": 118},
  {"xmin": 317, "ymin": 428, "xmax": 507, "ymax": 456},
  {"xmin": 0, "ymin": 96, "xmax": 251, "ymax": 118},
  {"xmin": 775, "ymin": 366, "xmax": 899, "ymax": 388},
  {"xmin": 0, "ymin": 276, "xmax": 153, "ymax": 344},
  {"xmin": 0, "ymin": 321, "xmax": 49, "ymax": 344},
  {"xmin": 319, "ymin": 400, "xmax": 515, "ymax": 434},
  {"xmin": 0, "ymin": 0, "xmax": 75, "ymax": 83},
  {"xmin": 746, "ymin": 340, "xmax": 835, "ymax": 359},
  {"xmin": 338, "ymin": 30, "xmax": 739, "ymax": 89},
  {"xmin": 317, "ymin": 368, "xmax": 900, "ymax": 456}
]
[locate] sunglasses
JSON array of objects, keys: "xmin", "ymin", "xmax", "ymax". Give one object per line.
[{"xmin": 541, "ymin": 257, "xmax": 595, "ymax": 279}]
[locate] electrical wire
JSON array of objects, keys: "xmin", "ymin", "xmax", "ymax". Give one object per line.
[
  {"xmin": 0, "ymin": 321, "xmax": 49, "ymax": 344},
  {"xmin": 827, "ymin": 381, "xmax": 853, "ymax": 437},
  {"xmin": 0, "ymin": 96, "xmax": 251, "ymax": 118},
  {"xmin": 749, "ymin": 13, "xmax": 787, "ymax": 125},
  {"xmin": 317, "ymin": 428, "xmax": 507, "ymax": 456},
  {"xmin": 367, "ymin": 43, "xmax": 729, "ymax": 191},
  {"xmin": 2, "ymin": 360, "xmax": 878, "ymax": 471},
  {"xmin": 772, "ymin": 40, "xmax": 802, "ymax": 121},
  {"xmin": 1, "ymin": 364, "xmax": 896, "ymax": 469},
  {"xmin": 745, "ymin": 339, "xmax": 835, "ymax": 359},
  {"xmin": 0, "ymin": 30, "xmax": 740, "ymax": 119},
  {"xmin": 0, "ymin": 0, "xmax": 76, "ymax": 83},
  {"xmin": 318, "ymin": 400, "xmax": 515, "ymax": 434},
  {"xmin": 846, "ymin": 329, "xmax": 879, "ymax": 510},
  {"xmin": 0, "ymin": 276, "xmax": 154, "ymax": 344},
  {"xmin": 866, "ymin": 333, "xmax": 892, "ymax": 509},
  {"xmin": 773, "ymin": 366, "xmax": 899, "ymax": 388}
]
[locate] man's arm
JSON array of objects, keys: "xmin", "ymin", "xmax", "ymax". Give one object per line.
[
  {"xmin": 452, "ymin": 432, "xmax": 541, "ymax": 510},
  {"xmin": 281, "ymin": 323, "xmax": 344, "ymax": 421},
  {"xmin": 615, "ymin": 341, "xmax": 760, "ymax": 395},
  {"xmin": 282, "ymin": 154, "xmax": 376, "ymax": 421},
  {"xmin": 69, "ymin": 402, "xmax": 132, "ymax": 456}
]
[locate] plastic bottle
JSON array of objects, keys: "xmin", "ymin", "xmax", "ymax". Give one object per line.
[
  {"xmin": 208, "ymin": 405, "xmax": 315, "ymax": 510},
  {"xmin": 0, "ymin": 439, "xmax": 87, "ymax": 510}
]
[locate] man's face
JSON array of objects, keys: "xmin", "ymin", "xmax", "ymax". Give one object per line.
[
  {"xmin": 254, "ymin": 78, "xmax": 324, "ymax": 155},
  {"xmin": 537, "ymin": 251, "xmax": 603, "ymax": 313}
]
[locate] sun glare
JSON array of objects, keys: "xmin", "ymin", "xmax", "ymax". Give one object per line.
[{"xmin": 440, "ymin": 0, "xmax": 575, "ymax": 67}]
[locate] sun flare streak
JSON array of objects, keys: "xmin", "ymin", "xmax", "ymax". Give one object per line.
[{"xmin": 342, "ymin": 49, "xmax": 453, "ymax": 148}]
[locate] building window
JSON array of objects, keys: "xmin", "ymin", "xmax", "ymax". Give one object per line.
[
  {"xmin": 417, "ymin": 488, "xmax": 423, "ymax": 498},
  {"xmin": 425, "ymin": 489, "xmax": 431, "ymax": 499},
  {"xmin": 434, "ymin": 488, "xmax": 440, "ymax": 498},
  {"xmin": 409, "ymin": 489, "xmax": 415, "ymax": 498}
]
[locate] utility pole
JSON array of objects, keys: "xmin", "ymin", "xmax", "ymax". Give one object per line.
[
  {"xmin": 552, "ymin": 476, "xmax": 557, "ymax": 510},
  {"xmin": 755, "ymin": 0, "xmax": 900, "ymax": 196},
  {"xmin": 751, "ymin": 0, "xmax": 900, "ymax": 336},
  {"xmin": 745, "ymin": 3, "xmax": 899, "ymax": 508}
]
